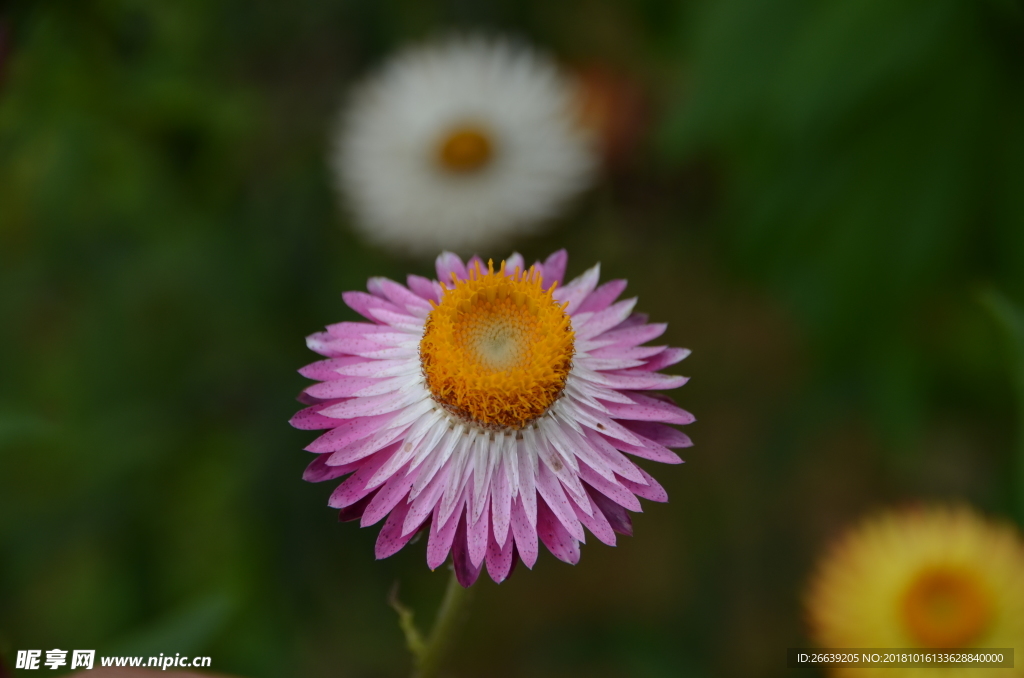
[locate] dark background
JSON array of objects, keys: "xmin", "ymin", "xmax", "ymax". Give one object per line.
[{"xmin": 3, "ymin": 1, "xmax": 1024, "ymax": 676}]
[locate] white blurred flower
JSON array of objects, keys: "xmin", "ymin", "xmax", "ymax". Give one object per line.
[{"xmin": 332, "ymin": 35, "xmax": 596, "ymax": 254}]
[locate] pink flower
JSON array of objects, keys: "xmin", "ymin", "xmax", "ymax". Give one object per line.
[{"xmin": 292, "ymin": 250, "xmax": 694, "ymax": 586}]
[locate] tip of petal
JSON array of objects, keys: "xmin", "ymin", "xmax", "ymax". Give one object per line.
[{"xmin": 435, "ymin": 251, "xmax": 467, "ymax": 284}]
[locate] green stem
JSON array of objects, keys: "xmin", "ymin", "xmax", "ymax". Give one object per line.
[
  {"xmin": 390, "ymin": 569, "xmax": 472, "ymax": 678},
  {"xmin": 415, "ymin": 571, "xmax": 471, "ymax": 678}
]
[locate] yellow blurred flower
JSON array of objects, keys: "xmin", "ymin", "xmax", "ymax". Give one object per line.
[{"xmin": 806, "ymin": 506, "xmax": 1024, "ymax": 677}]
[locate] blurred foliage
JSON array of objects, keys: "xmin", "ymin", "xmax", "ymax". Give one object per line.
[
  {"xmin": 662, "ymin": 0, "xmax": 1024, "ymax": 449},
  {"xmin": 1, "ymin": 0, "xmax": 1023, "ymax": 677},
  {"xmin": 981, "ymin": 289, "xmax": 1024, "ymax": 522},
  {"xmin": 0, "ymin": 1, "xmax": 404, "ymax": 675}
]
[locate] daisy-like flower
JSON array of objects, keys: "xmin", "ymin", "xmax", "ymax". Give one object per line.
[
  {"xmin": 333, "ymin": 36, "xmax": 595, "ymax": 254},
  {"xmin": 806, "ymin": 506, "xmax": 1024, "ymax": 677},
  {"xmin": 292, "ymin": 250, "xmax": 693, "ymax": 585}
]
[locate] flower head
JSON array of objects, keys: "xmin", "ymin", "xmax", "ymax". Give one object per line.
[
  {"xmin": 806, "ymin": 506, "xmax": 1024, "ymax": 677},
  {"xmin": 292, "ymin": 250, "xmax": 693, "ymax": 586},
  {"xmin": 333, "ymin": 36, "xmax": 596, "ymax": 254}
]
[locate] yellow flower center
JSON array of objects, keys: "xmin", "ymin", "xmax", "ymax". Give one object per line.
[
  {"xmin": 901, "ymin": 565, "xmax": 993, "ymax": 648},
  {"xmin": 437, "ymin": 126, "xmax": 494, "ymax": 173},
  {"xmin": 420, "ymin": 260, "xmax": 574, "ymax": 430}
]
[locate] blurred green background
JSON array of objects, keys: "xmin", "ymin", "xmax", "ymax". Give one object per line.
[{"xmin": 2, "ymin": 0, "xmax": 1024, "ymax": 676}]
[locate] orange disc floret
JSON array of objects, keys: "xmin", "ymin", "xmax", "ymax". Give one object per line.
[
  {"xmin": 420, "ymin": 259, "xmax": 575, "ymax": 430},
  {"xmin": 437, "ymin": 125, "xmax": 494, "ymax": 173},
  {"xmin": 900, "ymin": 565, "xmax": 993, "ymax": 648}
]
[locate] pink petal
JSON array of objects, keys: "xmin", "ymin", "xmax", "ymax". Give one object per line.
[
  {"xmin": 375, "ymin": 497, "xmax": 418, "ymax": 559},
  {"xmin": 580, "ymin": 427, "xmax": 647, "ymax": 483},
  {"xmin": 595, "ymin": 371, "xmax": 689, "ymax": 391},
  {"xmin": 639, "ymin": 347, "xmax": 691, "ymax": 372},
  {"xmin": 577, "ymin": 298, "xmax": 637, "ymax": 339},
  {"xmin": 602, "ymin": 393, "xmax": 694, "ymax": 425},
  {"xmin": 303, "ymin": 376, "xmax": 384, "ymax": 399},
  {"xmin": 375, "ymin": 278, "xmax": 433, "ymax": 315},
  {"xmin": 427, "ymin": 495, "xmax": 464, "ymax": 570},
  {"xmin": 572, "ymin": 492, "xmax": 616, "ymax": 546},
  {"xmin": 439, "ymin": 439, "xmax": 474, "ymax": 526},
  {"xmin": 613, "ymin": 437, "xmax": 684, "ymax": 464},
  {"xmin": 305, "ymin": 331, "xmax": 351, "ymax": 358},
  {"xmin": 347, "ymin": 346, "xmax": 417, "ymax": 361},
  {"xmin": 407, "ymin": 274, "xmax": 441, "ymax": 303},
  {"xmin": 298, "ymin": 357, "xmax": 368, "ymax": 380},
  {"xmin": 555, "ymin": 263, "xmax": 600, "ymax": 312},
  {"xmin": 319, "ymin": 390, "xmax": 421, "ymax": 419},
  {"xmin": 469, "ymin": 442, "xmax": 494, "ymax": 524},
  {"xmin": 577, "ymin": 463, "xmax": 642, "ymax": 512},
  {"xmin": 485, "ymin": 527, "xmax": 516, "ymax": 583},
  {"xmin": 296, "ymin": 391, "xmax": 325, "ymax": 406},
  {"xmin": 404, "ymin": 457, "xmax": 452, "ymax": 535},
  {"xmin": 535, "ymin": 461, "xmax": 586, "ymax": 542},
  {"xmin": 468, "ymin": 501, "xmax": 490, "ymax": 567},
  {"xmin": 361, "ymin": 463, "xmax": 418, "ymax": 526},
  {"xmin": 582, "ymin": 357, "xmax": 646, "ymax": 371},
  {"xmin": 596, "ymin": 322, "xmax": 667, "ymax": 349},
  {"xmin": 325, "ymin": 421, "xmax": 412, "ymax": 467},
  {"xmin": 342, "ymin": 291, "xmax": 407, "ymax": 324},
  {"xmin": 366, "ymin": 308, "xmax": 423, "ymax": 331},
  {"xmin": 516, "ymin": 442, "xmax": 537, "ymax": 526},
  {"xmin": 331, "ymin": 358, "xmax": 412, "ymax": 377},
  {"xmin": 510, "ymin": 497, "xmax": 539, "ymax": 569},
  {"xmin": 303, "ymin": 412, "xmax": 396, "ymax": 453},
  {"xmin": 543, "ymin": 249, "xmax": 568, "ymax": 287},
  {"xmin": 505, "ymin": 252, "xmax": 525, "ymax": 276},
  {"xmin": 537, "ymin": 428, "xmax": 587, "ymax": 505},
  {"xmin": 588, "ymin": 345, "xmax": 666, "ymax": 360},
  {"xmin": 366, "ymin": 276, "xmax": 388, "ymax": 299},
  {"xmin": 452, "ymin": 515, "xmax": 484, "ymax": 587},
  {"xmin": 621, "ymin": 421, "xmax": 694, "ymax": 448},
  {"xmin": 310, "ymin": 334, "xmax": 397, "ymax": 358},
  {"xmin": 576, "ymin": 279, "xmax": 628, "ymax": 314},
  {"xmin": 326, "ymin": 321, "xmax": 391, "ymax": 339},
  {"xmin": 536, "ymin": 499, "xmax": 581, "ymax": 564},
  {"xmin": 574, "ymin": 408, "xmax": 644, "ymax": 447},
  {"xmin": 408, "ymin": 430, "xmax": 456, "ymax": 498},
  {"xmin": 618, "ymin": 464, "xmax": 667, "ymax": 501},
  {"xmin": 338, "ymin": 490, "xmax": 378, "ymax": 522},
  {"xmin": 619, "ymin": 466, "xmax": 669, "ymax": 502},
  {"xmin": 466, "ymin": 255, "xmax": 486, "ymax": 276},
  {"xmin": 328, "ymin": 327, "xmax": 410, "ymax": 347},
  {"xmin": 436, "ymin": 252, "xmax": 468, "ymax": 284},
  {"xmin": 621, "ymin": 312, "xmax": 649, "ymax": 327},
  {"xmin": 491, "ymin": 462, "xmax": 512, "ymax": 548},
  {"xmin": 327, "ymin": 444, "xmax": 399, "ymax": 508},
  {"xmin": 548, "ymin": 420, "xmax": 617, "ymax": 486},
  {"xmin": 590, "ymin": 489, "xmax": 633, "ymax": 536},
  {"xmin": 291, "ymin": 403, "xmax": 349, "ymax": 431},
  {"xmin": 303, "ymin": 455, "xmax": 360, "ymax": 482}
]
